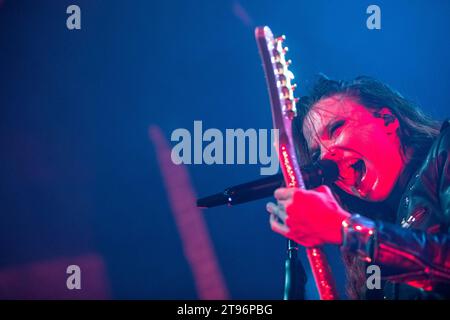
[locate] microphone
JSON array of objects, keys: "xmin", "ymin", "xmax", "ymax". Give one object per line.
[{"xmin": 196, "ymin": 159, "xmax": 339, "ymax": 208}]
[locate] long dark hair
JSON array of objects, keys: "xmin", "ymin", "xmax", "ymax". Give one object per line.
[{"xmin": 292, "ymin": 75, "xmax": 441, "ymax": 299}]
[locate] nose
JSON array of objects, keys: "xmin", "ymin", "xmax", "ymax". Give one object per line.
[{"xmin": 320, "ymin": 145, "xmax": 340, "ymax": 162}]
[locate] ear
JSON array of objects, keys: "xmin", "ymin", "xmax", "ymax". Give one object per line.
[{"xmin": 374, "ymin": 107, "xmax": 399, "ymax": 134}]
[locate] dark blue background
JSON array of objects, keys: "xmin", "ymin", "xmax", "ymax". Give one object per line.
[{"xmin": 0, "ymin": 0, "xmax": 448, "ymax": 299}]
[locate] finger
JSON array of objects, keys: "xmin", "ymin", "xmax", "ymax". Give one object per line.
[
  {"xmin": 277, "ymin": 199, "xmax": 289, "ymax": 209},
  {"xmin": 266, "ymin": 202, "xmax": 287, "ymax": 221},
  {"xmin": 270, "ymin": 213, "xmax": 290, "ymax": 235},
  {"xmin": 266, "ymin": 202, "xmax": 277, "ymax": 214},
  {"xmin": 274, "ymin": 188, "xmax": 295, "ymax": 200}
]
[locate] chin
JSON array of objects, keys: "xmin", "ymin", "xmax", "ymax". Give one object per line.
[
  {"xmin": 360, "ymin": 181, "xmax": 395, "ymax": 202},
  {"xmin": 338, "ymin": 181, "xmax": 392, "ymax": 202}
]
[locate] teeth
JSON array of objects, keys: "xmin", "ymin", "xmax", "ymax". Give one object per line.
[
  {"xmin": 346, "ymin": 158, "xmax": 359, "ymax": 167},
  {"xmin": 341, "ymin": 158, "xmax": 359, "ymax": 170}
]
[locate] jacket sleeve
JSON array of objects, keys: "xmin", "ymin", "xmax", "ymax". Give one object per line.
[
  {"xmin": 438, "ymin": 122, "xmax": 450, "ymax": 227},
  {"xmin": 341, "ymin": 123, "xmax": 450, "ymax": 285},
  {"xmin": 372, "ymin": 220, "xmax": 450, "ymax": 283}
]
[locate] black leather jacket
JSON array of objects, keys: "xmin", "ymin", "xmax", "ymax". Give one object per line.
[{"xmin": 341, "ymin": 120, "xmax": 450, "ymax": 299}]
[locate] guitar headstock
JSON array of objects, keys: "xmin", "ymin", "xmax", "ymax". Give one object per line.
[
  {"xmin": 255, "ymin": 26, "xmax": 298, "ymax": 121},
  {"xmin": 255, "ymin": 26, "xmax": 303, "ymax": 188}
]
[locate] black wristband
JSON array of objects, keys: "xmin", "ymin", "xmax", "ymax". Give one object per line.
[{"xmin": 341, "ymin": 214, "xmax": 377, "ymax": 263}]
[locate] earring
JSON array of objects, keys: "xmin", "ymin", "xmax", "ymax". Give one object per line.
[
  {"xmin": 382, "ymin": 114, "xmax": 395, "ymax": 125},
  {"xmin": 375, "ymin": 112, "xmax": 395, "ymax": 126}
]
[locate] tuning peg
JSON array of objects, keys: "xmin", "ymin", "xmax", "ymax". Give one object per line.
[
  {"xmin": 286, "ymin": 70, "xmax": 295, "ymax": 79},
  {"xmin": 277, "ymin": 75, "xmax": 287, "ymax": 87},
  {"xmin": 294, "ymin": 97, "xmax": 300, "ymax": 104},
  {"xmin": 283, "ymin": 47, "xmax": 289, "ymax": 54},
  {"xmin": 275, "ymin": 35, "xmax": 286, "ymax": 43},
  {"xmin": 285, "ymin": 109, "xmax": 296, "ymax": 120},
  {"xmin": 274, "ymin": 69, "xmax": 284, "ymax": 76},
  {"xmin": 281, "ymin": 86, "xmax": 290, "ymax": 98},
  {"xmin": 286, "ymin": 59, "xmax": 292, "ymax": 67},
  {"xmin": 275, "ymin": 62, "xmax": 285, "ymax": 75},
  {"xmin": 291, "ymin": 84, "xmax": 297, "ymax": 91},
  {"xmin": 284, "ymin": 99, "xmax": 297, "ymax": 119},
  {"xmin": 285, "ymin": 98, "xmax": 293, "ymax": 109}
]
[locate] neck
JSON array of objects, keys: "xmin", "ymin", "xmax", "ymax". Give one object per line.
[{"xmin": 382, "ymin": 154, "xmax": 421, "ymax": 222}]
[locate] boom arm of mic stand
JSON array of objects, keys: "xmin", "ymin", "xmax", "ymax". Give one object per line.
[{"xmin": 197, "ymin": 173, "xmax": 284, "ymax": 208}]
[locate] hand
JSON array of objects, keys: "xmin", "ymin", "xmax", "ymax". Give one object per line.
[{"xmin": 266, "ymin": 185, "xmax": 351, "ymax": 247}]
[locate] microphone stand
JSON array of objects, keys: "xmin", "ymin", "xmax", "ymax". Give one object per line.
[
  {"xmin": 196, "ymin": 160, "xmax": 339, "ymax": 300},
  {"xmin": 283, "ymin": 240, "xmax": 307, "ymax": 300}
]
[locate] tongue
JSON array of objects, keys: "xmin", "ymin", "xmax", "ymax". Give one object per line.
[{"xmin": 355, "ymin": 168, "xmax": 362, "ymax": 187}]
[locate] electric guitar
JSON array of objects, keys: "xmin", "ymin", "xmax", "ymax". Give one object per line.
[{"xmin": 255, "ymin": 26, "xmax": 338, "ymax": 300}]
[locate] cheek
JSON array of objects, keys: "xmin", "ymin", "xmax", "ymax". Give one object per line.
[
  {"xmin": 365, "ymin": 131, "xmax": 401, "ymax": 169},
  {"xmin": 374, "ymin": 151, "xmax": 404, "ymax": 182},
  {"xmin": 366, "ymin": 140, "xmax": 405, "ymax": 201},
  {"xmin": 336, "ymin": 125, "xmax": 372, "ymax": 149}
]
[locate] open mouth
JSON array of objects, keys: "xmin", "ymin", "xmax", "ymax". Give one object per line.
[{"xmin": 350, "ymin": 159, "xmax": 366, "ymax": 189}]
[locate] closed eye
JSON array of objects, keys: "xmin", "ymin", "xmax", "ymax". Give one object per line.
[{"xmin": 329, "ymin": 120, "xmax": 345, "ymax": 137}]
